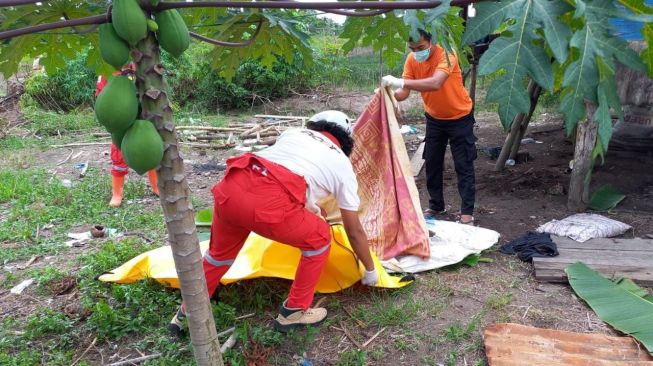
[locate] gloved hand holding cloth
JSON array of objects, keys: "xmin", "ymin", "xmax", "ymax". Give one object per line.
[{"xmin": 381, "ymin": 75, "xmax": 405, "ymax": 89}]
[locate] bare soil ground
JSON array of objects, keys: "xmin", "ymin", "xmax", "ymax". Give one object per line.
[{"xmin": 1, "ymin": 91, "xmax": 652, "ymax": 365}]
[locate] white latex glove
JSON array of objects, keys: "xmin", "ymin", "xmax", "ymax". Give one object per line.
[
  {"xmin": 361, "ymin": 268, "xmax": 379, "ymax": 286},
  {"xmin": 381, "ymin": 75, "xmax": 405, "ymax": 89}
]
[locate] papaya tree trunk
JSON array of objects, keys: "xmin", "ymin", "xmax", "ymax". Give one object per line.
[
  {"xmin": 133, "ymin": 33, "xmax": 223, "ymax": 366},
  {"xmin": 567, "ymin": 101, "xmax": 598, "ymax": 212}
]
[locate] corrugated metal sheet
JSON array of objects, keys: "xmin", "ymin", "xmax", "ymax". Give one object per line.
[{"xmin": 484, "ymin": 323, "xmax": 653, "ymax": 366}]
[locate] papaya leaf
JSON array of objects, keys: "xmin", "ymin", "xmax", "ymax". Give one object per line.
[
  {"xmin": 340, "ymin": 6, "xmax": 464, "ymax": 70},
  {"xmin": 469, "ymin": 0, "xmax": 569, "ymax": 129},
  {"xmin": 207, "ymin": 11, "xmax": 312, "ymax": 80},
  {"xmin": 566, "ymin": 262, "xmax": 653, "ymax": 356},
  {"xmin": 642, "ymin": 24, "xmax": 653, "ymax": 76}
]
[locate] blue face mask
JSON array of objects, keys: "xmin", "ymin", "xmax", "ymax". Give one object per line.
[{"xmin": 414, "ymin": 47, "xmax": 431, "ymax": 63}]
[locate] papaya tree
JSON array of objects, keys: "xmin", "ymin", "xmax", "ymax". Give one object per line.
[{"xmin": 2, "ymin": 0, "xmax": 651, "ymax": 363}]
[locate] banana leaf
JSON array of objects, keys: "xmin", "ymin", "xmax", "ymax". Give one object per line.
[
  {"xmin": 587, "ymin": 185, "xmax": 625, "ymax": 211},
  {"xmin": 566, "ymin": 262, "xmax": 653, "ymax": 356}
]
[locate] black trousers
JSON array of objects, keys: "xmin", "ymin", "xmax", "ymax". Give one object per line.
[{"xmin": 423, "ymin": 112, "xmax": 477, "ymax": 215}]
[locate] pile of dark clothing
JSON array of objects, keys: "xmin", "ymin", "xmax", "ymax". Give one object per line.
[{"xmin": 499, "ymin": 232, "xmax": 558, "ymax": 262}]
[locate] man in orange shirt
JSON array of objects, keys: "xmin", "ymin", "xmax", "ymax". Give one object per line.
[{"xmin": 382, "ymin": 30, "xmax": 476, "ymax": 224}]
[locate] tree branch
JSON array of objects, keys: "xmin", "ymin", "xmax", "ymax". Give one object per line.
[
  {"xmin": 190, "ymin": 19, "xmax": 263, "ymax": 47},
  {"xmin": 1, "ymin": 0, "xmax": 487, "ymax": 41},
  {"xmin": 0, "ymin": 14, "xmax": 107, "ymax": 41},
  {"xmin": 156, "ymin": 1, "xmax": 454, "ymax": 11},
  {"xmin": 321, "ymin": 9, "xmax": 392, "ymax": 16},
  {"xmin": 62, "ymin": 12, "xmax": 101, "ymax": 35}
]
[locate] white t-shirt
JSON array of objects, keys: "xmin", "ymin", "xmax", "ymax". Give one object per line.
[{"xmin": 255, "ymin": 128, "xmax": 360, "ymax": 214}]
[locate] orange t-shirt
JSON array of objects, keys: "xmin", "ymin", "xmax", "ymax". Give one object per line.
[{"xmin": 402, "ymin": 45, "xmax": 472, "ymax": 120}]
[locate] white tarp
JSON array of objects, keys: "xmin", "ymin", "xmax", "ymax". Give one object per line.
[{"xmin": 381, "ymin": 220, "xmax": 499, "ymax": 273}]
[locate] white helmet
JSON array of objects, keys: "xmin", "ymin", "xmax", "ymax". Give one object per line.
[{"xmin": 308, "ymin": 110, "xmax": 352, "ymax": 135}]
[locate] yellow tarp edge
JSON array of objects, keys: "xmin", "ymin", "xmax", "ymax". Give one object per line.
[{"xmin": 98, "ymin": 225, "xmax": 410, "ymax": 293}]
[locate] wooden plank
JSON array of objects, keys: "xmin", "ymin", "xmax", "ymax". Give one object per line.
[
  {"xmin": 484, "ymin": 323, "xmax": 653, "ymax": 366},
  {"xmin": 411, "ymin": 141, "xmax": 425, "ymax": 177},
  {"xmin": 553, "ymin": 235, "xmax": 653, "ymax": 251},
  {"xmin": 536, "ymin": 248, "xmax": 653, "ymax": 266},
  {"xmin": 533, "ymin": 262, "xmax": 653, "ymax": 285},
  {"xmin": 534, "ymin": 236, "xmax": 653, "ymax": 285}
]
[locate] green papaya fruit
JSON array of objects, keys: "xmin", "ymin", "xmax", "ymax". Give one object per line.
[
  {"xmin": 111, "ymin": 0, "xmax": 147, "ymax": 45},
  {"xmin": 155, "ymin": 9, "xmax": 190, "ymax": 58},
  {"xmin": 146, "ymin": 19, "xmax": 159, "ymax": 32},
  {"xmin": 94, "ymin": 76, "xmax": 138, "ymax": 133},
  {"xmin": 111, "ymin": 129, "xmax": 126, "ymax": 150},
  {"xmin": 99, "ymin": 24, "xmax": 130, "ymax": 70},
  {"xmin": 121, "ymin": 120, "xmax": 164, "ymax": 175}
]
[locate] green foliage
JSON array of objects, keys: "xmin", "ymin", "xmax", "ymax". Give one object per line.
[
  {"xmin": 20, "ymin": 107, "xmax": 97, "ymax": 136},
  {"xmin": 336, "ymin": 349, "xmax": 367, "ymax": 366},
  {"xmin": 162, "ymin": 43, "xmax": 308, "ymax": 112},
  {"xmin": 463, "ymin": 0, "xmax": 571, "ymax": 129},
  {"xmin": 207, "ymin": 11, "xmax": 313, "ymax": 80},
  {"xmin": 23, "ymin": 52, "xmax": 96, "ymax": 112},
  {"xmin": 25, "ymin": 308, "xmax": 75, "ymax": 338},
  {"xmin": 587, "ymin": 184, "xmax": 626, "ymax": 211},
  {"xmin": 566, "ymin": 262, "xmax": 653, "ymax": 355},
  {"xmin": 340, "ymin": 4, "xmax": 466, "ymax": 69},
  {"xmin": 463, "ymin": 0, "xmax": 651, "ymax": 157}
]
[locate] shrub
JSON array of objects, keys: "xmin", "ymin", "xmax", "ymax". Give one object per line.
[
  {"xmin": 23, "ymin": 52, "xmax": 96, "ymax": 112},
  {"xmin": 162, "ymin": 43, "xmax": 309, "ymax": 113}
]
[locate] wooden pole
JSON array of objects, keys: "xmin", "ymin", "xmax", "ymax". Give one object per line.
[
  {"xmin": 469, "ymin": 62, "xmax": 478, "ymax": 106},
  {"xmin": 567, "ymin": 101, "xmax": 599, "ymax": 212},
  {"xmin": 508, "ymin": 84, "xmax": 542, "ymax": 160},
  {"xmin": 494, "ymin": 79, "xmax": 536, "ymax": 171}
]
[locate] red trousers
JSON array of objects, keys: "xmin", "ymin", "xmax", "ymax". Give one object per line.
[
  {"xmin": 203, "ymin": 153, "xmax": 331, "ymax": 309},
  {"xmin": 110, "ymin": 143, "xmax": 129, "ymax": 177}
]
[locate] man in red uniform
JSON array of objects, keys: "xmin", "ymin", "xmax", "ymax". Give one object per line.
[
  {"xmin": 382, "ymin": 29, "xmax": 477, "ymax": 225},
  {"xmin": 95, "ymin": 65, "xmax": 159, "ymax": 207},
  {"xmin": 169, "ymin": 110, "xmax": 379, "ymax": 334}
]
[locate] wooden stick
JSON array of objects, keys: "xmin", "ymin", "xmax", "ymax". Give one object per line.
[
  {"xmin": 239, "ymin": 124, "xmax": 262, "ymax": 137},
  {"xmin": 255, "ymin": 114, "xmax": 308, "ymax": 120},
  {"xmin": 240, "ymin": 131, "xmax": 280, "ymax": 139},
  {"xmin": 180, "ymin": 142, "xmax": 235, "ymax": 149},
  {"xmin": 339, "ymin": 321, "xmax": 363, "ymax": 349},
  {"xmin": 234, "ymin": 312, "xmax": 255, "ymax": 321},
  {"xmin": 220, "ymin": 333, "xmax": 237, "ymax": 353},
  {"xmin": 313, "ymin": 297, "xmax": 327, "ymax": 309},
  {"xmin": 362, "ymin": 327, "xmax": 386, "ymax": 348},
  {"xmin": 70, "ymin": 337, "xmax": 97, "ymax": 366},
  {"xmin": 176, "ymin": 125, "xmax": 246, "ymax": 132},
  {"xmin": 105, "ymin": 353, "xmax": 162, "ymax": 366},
  {"xmin": 242, "ymin": 136, "xmax": 276, "ymax": 147},
  {"xmin": 51, "ymin": 142, "xmax": 111, "ymax": 148},
  {"xmin": 92, "ymin": 132, "xmax": 110, "ymax": 138},
  {"xmin": 56, "ymin": 149, "xmax": 74, "ymax": 166},
  {"xmin": 217, "ymin": 327, "xmax": 235, "ymax": 338}
]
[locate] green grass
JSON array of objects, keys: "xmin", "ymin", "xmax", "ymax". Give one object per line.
[
  {"xmin": 0, "ymin": 169, "xmax": 165, "ymax": 262},
  {"xmin": 21, "ymin": 107, "xmax": 98, "ymax": 136},
  {"xmin": 352, "ymin": 290, "xmax": 421, "ymax": 328}
]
